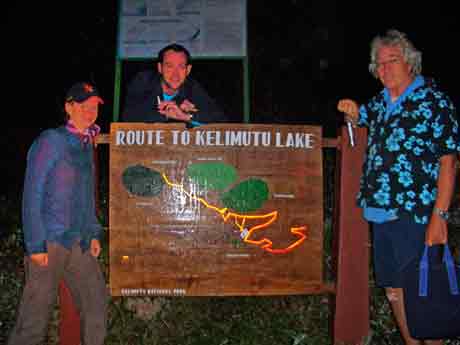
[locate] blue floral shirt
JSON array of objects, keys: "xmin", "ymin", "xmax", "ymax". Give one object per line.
[{"xmin": 357, "ymin": 76, "xmax": 460, "ymax": 224}]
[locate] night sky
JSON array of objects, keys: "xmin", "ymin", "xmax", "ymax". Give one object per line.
[{"xmin": 2, "ymin": 1, "xmax": 460, "ymax": 196}]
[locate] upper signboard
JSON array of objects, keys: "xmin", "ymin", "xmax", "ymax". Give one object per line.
[{"xmin": 118, "ymin": 0, "xmax": 247, "ymax": 59}]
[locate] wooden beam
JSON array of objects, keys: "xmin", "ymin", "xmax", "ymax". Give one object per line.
[
  {"xmin": 332, "ymin": 126, "xmax": 370, "ymax": 345},
  {"xmin": 59, "ymin": 281, "xmax": 80, "ymax": 345}
]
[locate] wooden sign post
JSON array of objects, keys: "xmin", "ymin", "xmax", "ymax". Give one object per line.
[
  {"xmin": 331, "ymin": 126, "xmax": 369, "ymax": 344},
  {"xmin": 59, "ymin": 124, "xmax": 369, "ymax": 345}
]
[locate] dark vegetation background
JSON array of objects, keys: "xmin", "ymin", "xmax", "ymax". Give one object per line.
[{"xmin": 1, "ymin": 1, "xmax": 460, "ymax": 344}]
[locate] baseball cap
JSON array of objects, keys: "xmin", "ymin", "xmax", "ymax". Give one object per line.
[{"xmin": 65, "ymin": 82, "xmax": 104, "ymax": 103}]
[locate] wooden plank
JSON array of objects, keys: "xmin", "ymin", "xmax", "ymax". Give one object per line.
[
  {"xmin": 332, "ymin": 126, "xmax": 369, "ymax": 345},
  {"xmin": 96, "ymin": 133, "xmax": 110, "ymax": 144},
  {"xmin": 59, "ymin": 281, "xmax": 80, "ymax": 345},
  {"xmin": 322, "ymin": 137, "xmax": 339, "ymax": 148},
  {"xmin": 109, "ymin": 123, "xmax": 324, "ymax": 296}
]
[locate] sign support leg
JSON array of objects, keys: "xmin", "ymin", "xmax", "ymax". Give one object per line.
[
  {"xmin": 331, "ymin": 126, "xmax": 370, "ymax": 345},
  {"xmin": 59, "ymin": 281, "xmax": 80, "ymax": 345}
]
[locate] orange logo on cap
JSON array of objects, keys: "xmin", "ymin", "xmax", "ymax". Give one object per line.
[{"xmin": 83, "ymin": 83, "xmax": 94, "ymax": 93}]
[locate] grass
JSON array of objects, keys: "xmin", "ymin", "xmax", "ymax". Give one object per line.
[{"xmin": 104, "ymin": 294, "xmax": 331, "ymax": 345}]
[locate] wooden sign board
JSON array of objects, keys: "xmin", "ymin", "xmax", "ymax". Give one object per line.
[{"xmin": 109, "ymin": 123, "xmax": 323, "ymax": 296}]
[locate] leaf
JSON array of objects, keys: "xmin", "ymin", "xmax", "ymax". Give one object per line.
[
  {"xmin": 186, "ymin": 162, "xmax": 238, "ymax": 191},
  {"xmin": 221, "ymin": 178, "xmax": 269, "ymax": 212},
  {"xmin": 121, "ymin": 165, "xmax": 164, "ymax": 197}
]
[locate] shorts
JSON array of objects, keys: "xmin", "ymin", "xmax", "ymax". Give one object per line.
[{"xmin": 371, "ymin": 217, "xmax": 426, "ymax": 288}]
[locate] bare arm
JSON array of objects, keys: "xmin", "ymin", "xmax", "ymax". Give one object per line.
[{"xmin": 425, "ymin": 154, "xmax": 457, "ymax": 245}]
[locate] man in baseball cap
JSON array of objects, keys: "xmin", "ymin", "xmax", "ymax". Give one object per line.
[{"xmin": 7, "ymin": 81, "xmax": 107, "ymax": 345}]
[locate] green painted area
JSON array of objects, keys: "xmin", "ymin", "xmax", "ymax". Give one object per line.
[
  {"xmin": 221, "ymin": 178, "xmax": 269, "ymax": 212},
  {"xmin": 122, "ymin": 165, "xmax": 164, "ymax": 197},
  {"xmin": 186, "ymin": 162, "xmax": 238, "ymax": 191}
]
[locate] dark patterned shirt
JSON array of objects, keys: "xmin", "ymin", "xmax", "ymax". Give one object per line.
[{"xmin": 357, "ymin": 76, "xmax": 460, "ymax": 224}]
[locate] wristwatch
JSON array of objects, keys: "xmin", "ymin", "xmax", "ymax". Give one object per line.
[{"xmin": 433, "ymin": 207, "xmax": 450, "ymax": 221}]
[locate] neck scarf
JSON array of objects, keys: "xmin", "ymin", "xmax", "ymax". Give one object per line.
[{"xmin": 65, "ymin": 120, "xmax": 100, "ymax": 145}]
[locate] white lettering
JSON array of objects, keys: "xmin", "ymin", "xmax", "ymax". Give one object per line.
[
  {"xmin": 181, "ymin": 131, "xmax": 190, "ymax": 145},
  {"xmin": 126, "ymin": 130, "xmax": 135, "ymax": 145},
  {"xmin": 286, "ymin": 133, "xmax": 295, "ymax": 147},
  {"xmin": 171, "ymin": 130, "xmax": 180, "ymax": 145},
  {"xmin": 261, "ymin": 132, "xmax": 271, "ymax": 146},
  {"xmin": 146, "ymin": 130, "xmax": 155, "ymax": 145},
  {"xmin": 116, "ymin": 131, "xmax": 125, "ymax": 145},
  {"xmin": 206, "ymin": 131, "xmax": 215, "ymax": 146},
  {"xmin": 242, "ymin": 132, "xmax": 250, "ymax": 146},
  {"xmin": 116, "ymin": 129, "xmax": 315, "ymax": 148},
  {"xmin": 295, "ymin": 133, "xmax": 305, "ymax": 148},
  {"xmin": 195, "ymin": 130, "xmax": 205, "ymax": 145},
  {"xmin": 215, "ymin": 131, "xmax": 224, "ymax": 146},
  {"xmin": 230, "ymin": 131, "xmax": 242, "ymax": 146},
  {"xmin": 275, "ymin": 132, "xmax": 285, "ymax": 147},
  {"xmin": 155, "ymin": 130, "xmax": 164, "ymax": 145}
]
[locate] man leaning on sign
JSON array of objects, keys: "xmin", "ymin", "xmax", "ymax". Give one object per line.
[{"xmin": 121, "ymin": 43, "xmax": 227, "ymax": 126}]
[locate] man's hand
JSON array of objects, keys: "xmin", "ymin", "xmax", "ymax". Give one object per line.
[
  {"xmin": 180, "ymin": 99, "xmax": 198, "ymax": 113},
  {"xmin": 158, "ymin": 100, "xmax": 192, "ymax": 122},
  {"xmin": 337, "ymin": 99, "xmax": 360, "ymax": 126},
  {"xmin": 426, "ymin": 213, "xmax": 448, "ymax": 246},
  {"xmin": 91, "ymin": 239, "xmax": 102, "ymax": 258},
  {"xmin": 30, "ymin": 253, "xmax": 49, "ymax": 266},
  {"xmin": 425, "ymin": 154, "xmax": 457, "ymax": 246}
]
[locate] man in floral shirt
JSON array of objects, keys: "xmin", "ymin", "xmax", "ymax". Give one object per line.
[{"xmin": 338, "ymin": 29, "xmax": 459, "ymax": 345}]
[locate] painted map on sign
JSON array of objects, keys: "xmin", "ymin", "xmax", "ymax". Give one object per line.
[{"xmin": 109, "ymin": 123, "xmax": 323, "ymax": 296}]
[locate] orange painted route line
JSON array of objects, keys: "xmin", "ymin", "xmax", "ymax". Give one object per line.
[{"xmin": 161, "ymin": 173, "xmax": 308, "ymax": 254}]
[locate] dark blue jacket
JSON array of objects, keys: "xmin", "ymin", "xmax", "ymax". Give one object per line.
[
  {"xmin": 121, "ymin": 70, "xmax": 226, "ymax": 123},
  {"xmin": 22, "ymin": 126, "xmax": 102, "ymax": 254}
]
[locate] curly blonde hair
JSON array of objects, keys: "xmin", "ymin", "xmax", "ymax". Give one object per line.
[{"xmin": 368, "ymin": 29, "xmax": 422, "ymax": 78}]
